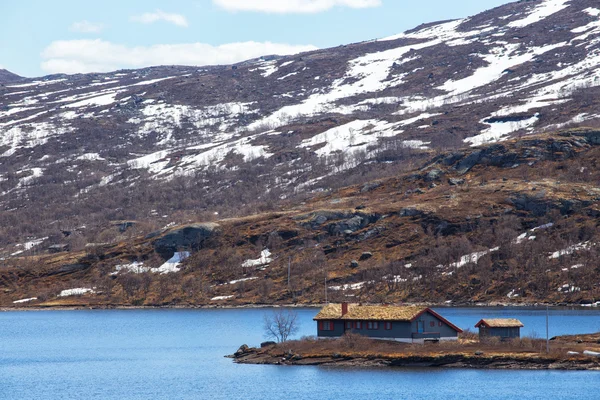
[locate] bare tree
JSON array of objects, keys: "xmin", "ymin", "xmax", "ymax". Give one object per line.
[{"xmin": 263, "ymin": 309, "xmax": 299, "ymax": 343}]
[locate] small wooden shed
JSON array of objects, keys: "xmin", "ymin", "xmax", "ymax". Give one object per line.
[{"xmin": 475, "ymin": 318, "xmax": 523, "ymax": 340}]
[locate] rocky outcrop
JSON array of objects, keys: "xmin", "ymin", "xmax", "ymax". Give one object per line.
[
  {"xmin": 152, "ymin": 223, "xmax": 220, "ymax": 259},
  {"xmin": 230, "ymin": 346, "xmax": 600, "ymax": 370}
]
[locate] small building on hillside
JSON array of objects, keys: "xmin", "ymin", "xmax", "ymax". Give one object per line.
[
  {"xmin": 475, "ymin": 318, "xmax": 523, "ymax": 341},
  {"xmin": 313, "ymin": 303, "xmax": 462, "ymax": 343}
]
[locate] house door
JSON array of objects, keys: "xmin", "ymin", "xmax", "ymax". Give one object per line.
[{"xmin": 417, "ymin": 321, "xmax": 425, "ymax": 333}]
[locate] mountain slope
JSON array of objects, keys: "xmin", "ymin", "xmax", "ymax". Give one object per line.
[
  {"xmin": 2, "ymin": 0, "xmax": 600, "ymax": 306},
  {"xmin": 0, "ymin": 69, "xmax": 23, "ymax": 83},
  {"xmin": 2, "ymin": 128, "xmax": 600, "ymax": 307}
]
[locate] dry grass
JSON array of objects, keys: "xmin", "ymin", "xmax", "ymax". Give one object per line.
[{"xmin": 265, "ymin": 332, "xmax": 599, "ymax": 360}]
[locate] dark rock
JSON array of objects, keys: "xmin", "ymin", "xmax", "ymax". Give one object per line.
[
  {"xmin": 355, "ymin": 205, "xmax": 366, "ymax": 210},
  {"xmin": 328, "ymin": 216, "xmax": 365, "ymax": 235},
  {"xmin": 400, "ymin": 208, "xmax": 422, "ymax": 217},
  {"xmin": 234, "ymin": 344, "xmax": 250, "ymax": 357},
  {"xmin": 509, "ymin": 194, "xmax": 549, "ymax": 217},
  {"xmin": 441, "ymin": 152, "xmax": 465, "ymax": 166},
  {"xmin": 50, "ymin": 262, "xmax": 91, "ymax": 276},
  {"xmin": 448, "ymin": 178, "xmax": 465, "ymax": 186},
  {"xmin": 350, "ymin": 260, "xmax": 359, "ymax": 268},
  {"xmin": 116, "ymin": 221, "xmax": 135, "ymax": 233},
  {"xmin": 261, "ymin": 341, "xmax": 276, "ymax": 348},
  {"xmin": 354, "ymin": 225, "xmax": 386, "ymax": 241},
  {"xmin": 359, "ymin": 252, "xmax": 373, "ymax": 261},
  {"xmin": 153, "ymin": 223, "xmax": 219, "ymax": 259},
  {"xmin": 424, "ymin": 169, "xmax": 443, "ymax": 182},
  {"xmin": 48, "ymin": 244, "xmax": 69, "ymax": 253},
  {"xmin": 474, "ymin": 351, "xmax": 484, "ymax": 356},
  {"xmin": 455, "ymin": 150, "xmax": 483, "ymax": 175},
  {"xmin": 360, "ymin": 182, "xmax": 382, "ymax": 193}
]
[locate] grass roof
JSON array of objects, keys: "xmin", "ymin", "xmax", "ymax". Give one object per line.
[
  {"xmin": 314, "ymin": 303, "xmax": 425, "ymax": 321},
  {"xmin": 476, "ymin": 318, "xmax": 524, "ymax": 328}
]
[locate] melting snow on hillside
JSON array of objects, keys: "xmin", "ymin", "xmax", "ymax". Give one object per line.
[
  {"xmin": 211, "ymin": 295, "xmax": 234, "ymax": 301},
  {"xmin": 153, "ymin": 251, "xmax": 190, "ymax": 274},
  {"xmin": 241, "ymin": 249, "xmax": 272, "ymax": 268},
  {"xmin": 13, "ymin": 297, "xmax": 37, "ymax": 304},
  {"xmin": 112, "ymin": 252, "xmax": 190, "ymax": 275},
  {"xmin": 549, "ymin": 242, "xmax": 593, "ymax": 259},
  {"xmin": 507, "ymin": 0, "xmax": 570, "ymax": 28},
  {"xmin": 466, "ymin": 114, "xmax": 540, "ymax": 146},
  {"xmin": 299, "ymin": 119, "xmax": 401, "ymax": 156},
  {"xmin": 58, "ymin": 288, "xmax": 95, "ymax": 297}
]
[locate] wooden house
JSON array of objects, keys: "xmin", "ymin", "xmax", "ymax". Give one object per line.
[
  {"xmin": 313, "ymin": 303, "xmax": 462, "ymax": 343},
  {"xmin": 475, "ymin": 318, "xmax": 523, "ymax": 340}
]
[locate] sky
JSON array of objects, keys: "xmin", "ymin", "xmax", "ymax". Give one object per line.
[{"xmin": 0, "ymin": 0, "xmax": 512, "ymax": 78}]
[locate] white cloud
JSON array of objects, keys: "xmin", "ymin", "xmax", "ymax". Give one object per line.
[
  {"xmin": 40, "ymin": 39, "xmax": 318, "ymax": 74},
  {"xmin": 70, "ymin": 20, "xmax": 104, "ymax": 33},
  {"xmin": 130, "ymin": 9, "xmax": 189, "ymax": 27},
  {"xmin": 213, "ymin": 0, "xmax": 382, "ymax": 13}
]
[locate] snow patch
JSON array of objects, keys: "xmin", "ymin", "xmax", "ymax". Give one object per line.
[
  {"xmin": 76, "ymin": 153, "xmax": 105, "ymax": 161},
  {"xmin": 329, "ymin": 281, "xmax": 366, "ymax": 291},
  {"xmin": 58, "ymin": 288, "xmax": 95, "ymax": 297},
  {"xmin": 507, "ymin": 0, "xmax": 570, "ymax": 28},
  {"xmin": 549, "ymin": 242, "xmax": 592, "ymax": 259},
  {"xmin": 211, "ymin": 295, "xmax": 234, "ymax": 301},
  {"xmin": 299, "ymin": 119, "xmax": 401, "ymax": 157},
  {"xmin": 465, "ymin": 114, "xmax": 539, "ymax": 146},
  {"xmin": 13, "ymin": 297, "xmax": 37, "ymax": 304},
  {"xmin": 153, "ymin": 251, "xmax": 190, "ymax": 274},
  {"xmin": 241, "ymin": 249, "xmax": 272, "ymax": 268}
]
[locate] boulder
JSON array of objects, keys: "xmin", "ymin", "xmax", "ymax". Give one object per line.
[
  {"xmin": 153, "ymin": 223, "xmax": 219, "ymax": 259},
  {"xmin": 360, "ymin": 182, "xmax": 382, "ymax": 193},
  {"xmin": 261, "ymin": 341, "xmax": 276, "ymax": 348},
  {"xmin": 400, "ymin": 208, "xmax": 422, "ymax": 217},
  {"xmin": 424, "ymin": 169, "xmax": 443, "ymax": 182},
  {"xmin": 359, "ymin": 252, "xmax": 373, "ymax": 261},
  {"xmin": 328, "ymin": 215, "xmax": 366, "ymax": 235},
  {"xmin": 234, "ymin": 344, "xmax": 250, "ymax": 357},
  {"xmin": 48, "ymin": 244, "xmax": 69, "ymax": 253},
  {"xmin": 455, "ymin": 150, "xmax": 483, "ymax": 175},
  {"xmin": 448, "ymin": 178, "xmax": 465, "ymax": 186},
  {"xmin": 350, "ymin": 260, "xmax": 359, "ymax": 268}
]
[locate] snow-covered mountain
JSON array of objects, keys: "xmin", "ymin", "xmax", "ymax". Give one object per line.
[{"xmin": 2, "ymin": 0, "xmax": 600, "ymax": 249}]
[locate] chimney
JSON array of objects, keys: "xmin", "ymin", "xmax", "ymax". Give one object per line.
[{"xmin": 341, "ymin": 302, "xmax": 348, "ymax": 316}]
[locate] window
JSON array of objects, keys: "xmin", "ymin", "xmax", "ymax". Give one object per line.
[
  {"xmin": 430, "ymin": 321, "xmax": 435, "ymax": 327},
  {"xmin": 354, "ymin": 321, "xmax": 362, "ymax": 329},
  {"xmin": 367, "ymin": 322, "xmax": 379, "ymax": 330},
  {"xmin": 345, "ymin": 321, "xmax": 353, "ymax": 329},
  {"xmin": 438, "ymin": 321, "xmax": 443, "ymax": 327},
  {"xmin": 320, "ymin": 321, "xmax": 333, "ymax": 331},
  {"xmin": 384, "ymin": 322, "xmax": 392, "ymax": 330}
]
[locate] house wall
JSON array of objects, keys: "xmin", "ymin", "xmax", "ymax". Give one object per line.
[
  {"xmin": 412, "ymin": 311, "xmax": 459, "ymax": 339},
  {"xmin": 316, "ymin": 320, "xmax": 345, "ymax": 338},
  {"xmin": 316, "ymin": 311, "xmax": 460, "ymax": 340},
  {"xmin": 479, "ymin": 326, "xmax": 521, "ymax": 340}
]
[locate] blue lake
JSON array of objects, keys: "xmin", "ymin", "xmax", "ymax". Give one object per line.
[{"xmin": 0, "ymin": 307, "xmax": 599, "ymax": 400}]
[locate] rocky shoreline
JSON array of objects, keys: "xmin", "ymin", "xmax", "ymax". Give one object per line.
[{"xmin": 230, "ymin": 345, "xmax": 600, "ymax": 371}]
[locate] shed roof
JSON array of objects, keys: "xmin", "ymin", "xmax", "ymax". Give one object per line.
[
  {"xmin": 313, "ymin": 303, "xmax": 462, "ymax": 332},
  {"xmin": 475, "ymin": 318, "xmax": 524, "ymax": 328}
]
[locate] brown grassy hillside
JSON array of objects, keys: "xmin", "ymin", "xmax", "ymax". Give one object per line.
[{"xmin": 2, "ymin": 128, "xmax": 600, "ymax": 307}]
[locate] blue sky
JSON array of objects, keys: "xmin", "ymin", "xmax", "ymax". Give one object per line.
[{"xmin": 1, "ymin": 0, "xmax": 512, "ymax": 78}]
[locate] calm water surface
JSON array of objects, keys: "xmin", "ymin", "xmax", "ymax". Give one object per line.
[{"xmin": 1, "ymin": 307, "xmax": 599, "ymax": 400}]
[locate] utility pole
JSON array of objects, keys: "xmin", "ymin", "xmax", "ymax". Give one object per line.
[
  {"xmin": 324, "ymin": 274, "xmax": 328, "ymax": 304},
  {"xmin": 546, "ymin": 305, "xmax": 550, "ymax": 353},
  {"xmin": 287, "ymin": 256, "xmax": 291, "ymax": 290}
]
